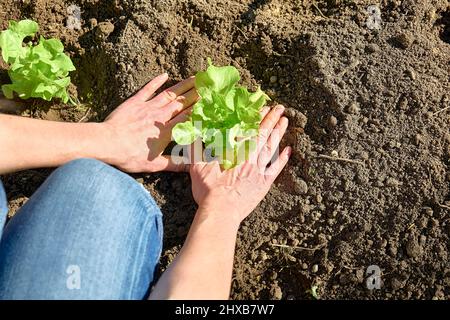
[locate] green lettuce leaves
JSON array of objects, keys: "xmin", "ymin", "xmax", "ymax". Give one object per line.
[
  {"xmin": 0, "ymin": 19, "xmax": 75, "ymax": 103},
  {"xmin": 172, "ymin": 59, "xmax": 270, "ymax": 169}
]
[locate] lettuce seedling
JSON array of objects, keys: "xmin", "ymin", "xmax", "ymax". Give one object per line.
[
  {"xmin": 172, "ymin": 59, "xmax": 270, "ymax": 169},
  {"xmin": 0, "ymin": 19, "xmax": 75, "ymax": 103}
]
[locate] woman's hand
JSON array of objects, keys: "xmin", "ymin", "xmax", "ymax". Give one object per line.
[
  {"xmin": 190, "ymin": 105, "xmax": 291, "ymax": 225},
  {"xmin": 151, "ymin": 105, "xmax": 290, "ymax": 300},
  {"xmin": 101, "ymin": 73, "xmax": 198, "ymax": 173}
]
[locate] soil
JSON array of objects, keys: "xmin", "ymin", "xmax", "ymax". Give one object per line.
[{"xmin": 1, "ymin": 0, "xmax": 449, "ymax": 299}]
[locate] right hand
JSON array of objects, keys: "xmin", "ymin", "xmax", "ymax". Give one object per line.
[{"xmin": 189, "ymin": 105, "xmax": 291, "ymax": 226}]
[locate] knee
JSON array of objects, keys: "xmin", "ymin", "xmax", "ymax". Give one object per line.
[
  {"xmin": 56, "ymin": 158, "xmax": 116, "ymax": 179},
  {"xmin": 46, "ymin": 158, "xmax": 161, "ymax": 219}
]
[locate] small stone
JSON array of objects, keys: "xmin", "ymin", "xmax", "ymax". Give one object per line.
[
  {"xmin": 399, "ymin": 260, "xmax": 408, "ymax": 270},
  {"xmin": 406, "ymin": 238, "xmax": 422, "ymax": 258},
  {"xmin": 66, "ymin": 16, "xmax": 81, "ymax": 30},
  {"xmin": 406, "ymin": 68, "xmax": 416, "ymax": 80},
  {"xmin": 270, "ymin": 75, "xmax": 278, "ymax": 83},
  {"xmin": 328, "ymin": 115, "xmax": 338, "ymax": 127},
  {"xmin": 423, "ymin": 206, "xmax": 433, "ymax": 216},
  {"xmin": 66, "ymin": 4, "xmax": 82, "ymax": 30},
  {"xmin": 310, "ymin": 56, "xmax": 326, "ymax": 69},
  {"xmin": 316, "ymin": 193, "xmax": 323, "ymax": 203},
  {"xmin": 347, "ymin": 102, "xmax": 360, "ymax": 114},
  {"xmin": 89, "ymin": 18, "xmax": 98, "ymax": 29},
  {"xmin": 270, "ymin": 284, "xmax": 283, "ymax": 300},
  {"xmin": 331, "ymin": 150, "xmax": 339, "ymax": 157},
  {"xmin": 392, "ymin": 33, "xmax": 413, "ymax": 49},
  {"xmin": 294, "ymin": 178, "xmax": 308, "ymax": 195},
  {"xmin": 286, "ymin": 255, "xmax": 297, "ymax": 262},
  {"xmin": 433, "ymin": 290, "xmax": 444, "ymax": 300},
  {"xmin": 96, "ymin": 21, "xmax": 115, "ymax": 39},
  {"xmin": 284, "ymin": 108, "xmax": 308, "ymax": 128},
  {"xmin": 301, "ymin": 263, "xmax": 308, "ymax": 270},
  {"xmin": 365, "ymin": 43, "xmax": 379, "ymax": 53},
  {"xmin": 270, "ymin": 271, "xmax": 277, "ymax": 280},
  {"xmin": 419, "ymin": 235, "xmax": 427, "ymax": 245},
  {"xmin": 312, "ymin": 264, "xmax": 319, "ymax": 273}
]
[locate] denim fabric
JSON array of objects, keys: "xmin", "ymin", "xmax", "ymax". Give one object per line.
[
  {"xmin": 0, "ymin": 158, "xmax": 163, "ymax": 300},
  {"xmin": 0, "ymin": 180, "xmax": 6, "ymax": 233}
]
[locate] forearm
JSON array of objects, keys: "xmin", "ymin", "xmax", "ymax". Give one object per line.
[
  {"xmin": 0, "ymin": 114, "xmax": 110, "ymax": 174},
  {"xmin": 150, "ymin": 207, "xmax": 240, "ymax": 300}
]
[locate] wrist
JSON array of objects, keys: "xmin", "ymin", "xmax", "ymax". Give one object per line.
[
  {"xmin": 196, "ymin": 201, "xmax": 243, "ymax": 232},
  {"xmin": 82, "ymin": 122, "xmax": 116, "ymax": 165}
]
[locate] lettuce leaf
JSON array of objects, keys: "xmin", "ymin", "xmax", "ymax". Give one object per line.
[
  {"xmin": 0, "ymin": 20, "xmax": 75, "ymax": 103},
  {"xmin": 172, "ymin": 59, "xmax": 270, "ymax": 169}
]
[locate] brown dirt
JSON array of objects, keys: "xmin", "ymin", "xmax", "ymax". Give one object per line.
[{"xmin": 1, "ymin": 0, "xmax": 449, "ymax": 299}]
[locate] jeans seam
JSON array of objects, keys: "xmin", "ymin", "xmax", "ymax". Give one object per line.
[
  {"xmin": 0, "ymin": 179, "xmax": 8, "ymax": 234},
  {"xmin": 127, "ymin": 213, "xmax": 153, "ymax": 299},
  {"xmin": 123, "ymin": 179, "xmax": 162, "ymax": 299}
]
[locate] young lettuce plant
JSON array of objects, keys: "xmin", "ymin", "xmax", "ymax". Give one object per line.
[
  {"xmin": 0, "ymin": 19, "xmax": 75, "ymax": 103},
  {"xmin": 172, "ymin": 59, "xmax": 270, "ymax": 169}
]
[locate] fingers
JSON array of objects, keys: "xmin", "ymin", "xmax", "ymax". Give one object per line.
[
  {"xmin": 134, "ymin": 73, "xmax": 169, "ymax": 102},
  {"xmin": 265, "ymin": 146, "xmax": 291, "ymax": 180},
  {"xmin": 257, "ymin": 116, "xmax": 288, "ymax": 168},
  {"xmin": 150, "ymin": 76, "xmax": 196, "ymax": 107},
  {"xmin": 257, "ymin": 105, "xmax": 285, "ymax": 152},
  {"xmin": 168, "ymin": 105, "xmax": 193, "ymax": 128},
  {"xmin": 250, "ymin": 105, "xmax": 285, "ymax": 162},
  {"xmin": 188, "ymin": 139, "xmax": 205, "ymax": 164},
  {"xmin": 260, "ymin": 106, "xmax": 270, "ymax": 118},
  {"xmin": 165, "ymin": 88, "xmax": 199, "ymax": 119}
]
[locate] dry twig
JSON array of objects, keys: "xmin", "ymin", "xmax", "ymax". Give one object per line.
[
  {"xmin": 316, "ymin": 154, "xmax": 365, "ymax": 166},
  {"xmin": 312, "ymin": 3, "xmax": 327, "ymax": 19},
  {"xmin": 270, "ymin": 243, "xmax": 325, "ymax": 252},
  {"xmin": 77, "ymin": 107, "xmax": 91, "ymax": 123},
  {"xmin": 432, "ymin": 106, "xmax": 450, "ymax": 116}
]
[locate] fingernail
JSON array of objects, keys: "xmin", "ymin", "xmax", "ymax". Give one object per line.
[
  {"xmin": 276, "ymin": 105, "xmax": 285, "ymax": 113},
  {"xmin": 286, "ymin": 146, "xmax": 292, "ymax": 157}
]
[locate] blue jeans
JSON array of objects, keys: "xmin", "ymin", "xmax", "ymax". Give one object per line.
[{"xmin": 0, "ymin": 158, "xmax": 163, "ymax": 299}]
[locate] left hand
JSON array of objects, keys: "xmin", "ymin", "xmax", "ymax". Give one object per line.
[
  {"xmin": 189, "ymin": 105, "xmax": 291, "ymax": 225},
  {"xmin": 101, "ymin": 73, "xmax": 198, "ymax": 173}
]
